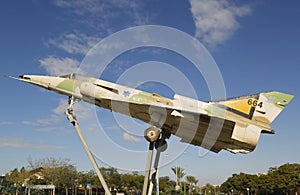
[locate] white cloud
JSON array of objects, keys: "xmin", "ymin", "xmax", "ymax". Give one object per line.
[
  {"xmin": 39, "ymin": 55, "xmax": 80, "ymax": 75},
  {"xmin": 0, "ymin": 121, "xmax": 15, "ymax": 125},
  {"xmin": 35, "ymin": 127, "xmax": 57, "ymax": 132},
  {"xmin": 0, "ymin": 138, "xmax": 65, "ymax": 149},
  {"xmin": 48, "ymin": 32, "xmax": 101, "ymax": 55},
  {"xmin": 54, "ymin": 0, "xmax": 107, "ymax": 15},
  {"xmin": 22, "ymin": 99, "xmax": 65, "ymax": 127},
  {"xmin": 43, "ymin": 0, "xmax": 152, "ymax": 76},
  {"xmin": 53, "ymin": 99, "xmax": 94, "ymax": 119},
  {"xmin": 53, "ymin": 0, "xmax": 150, "ymax": 32},
  {"xmin": 22, "ymin": 98, "xmax": 94, "ymax": 128},
  {"xmin": 52, "ymin": 98, "xmax": 68, "ymax": 115},
  {"xmin": 189, "ymin": 0, "xmax": 251, "ymax": 48},
  {"xmin": 22, "ymin": 116, "xmax": 61, "ymax": 126},
  {"xmin": 123, "ymin": 132, "xmax": 140, "ymax": 142},
  {"xmin": 22, "ymin": 121, "xmax": 38, "ymax": 126},
  {"xmin": 73, "ymin": 102, "xmax": 94, "ymax": 119},
  {"xmin": 37, "ymin": 117, "xmax": 61, "ymax": 125}
]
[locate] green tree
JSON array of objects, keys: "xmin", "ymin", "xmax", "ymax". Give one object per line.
[
  {"xmin": 76, "ymin": 170, "xmax": 102, "ymax": 195},
  {"xmin": 220, "ymin": 172, "xmax": 259, "ymax": 194},
  {"xmin": 5, "ymin": 167, "xmax": 30, "ymax": 195},
  {"xmin": 201, "ymin": 183, "xmax": 216, "ymax": 195},
  {"xmin": 43, "ymin": 165, "xmax": 77, "ymax": 195},
  {"xmin": 159, "ymin": 176, "xmax": 176, "ymax": 194},
  {"xmin": 256, "ymin": 173, "xmax": 272, "ymax": 194},
  {"xmin": 100, "ymin": 167, "xmax": 121, "ymax": 191},
  {"xmin": 186, "ymin": 175, "xmax": 198, "ymax": 194},
  {"xmin": 27, "ymin": 157, "xmax": 78, "ymax": 195},
  {"xmin": 78, "ymin": 170, "xmax": 99, "ymax": 187},
  {"xmin": 120, "ymin": 172, "xmax": 144, "ymax": 194},
  {"xmin": 221, "ymin": 163, "xmax": 300, "ymax": 195},
  {"xmin": 266, "ymin": 163, "xmax": 300, "ymax": 194}
]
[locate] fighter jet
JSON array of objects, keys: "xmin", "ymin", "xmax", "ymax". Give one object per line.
[{"xmin": 12, "ymin": 73, "xmax": 293, "ymax": 154}]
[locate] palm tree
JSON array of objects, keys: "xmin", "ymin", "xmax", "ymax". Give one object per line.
[
  {"xmin": 171, "ymin": 166, "xmax": 186, "ymax": 190},
  {"xmin": 186, "ymin": 175, "xmax": 198, "ymax": 194}
]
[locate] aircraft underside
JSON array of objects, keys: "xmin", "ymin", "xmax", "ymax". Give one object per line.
[{"xmin": 82, "ymin": 95, "xmax": 255, "ymax": 154}]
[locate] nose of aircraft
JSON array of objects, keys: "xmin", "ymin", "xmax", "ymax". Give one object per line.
[
  {"xmin": 19, "ymin": 75, "xmax": 31, "ymax": 80},
  {"xmin": 18, "ymin": 75, "xmax": 50, "ymax": 89},
  {"xmin": 15, "ymin": 74, "xmax": 80, "ymax": 97}
]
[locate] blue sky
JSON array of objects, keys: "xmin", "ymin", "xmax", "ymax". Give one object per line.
[{"xmin": 1, "ymin": 0, "xmax": 300, "ymax": 185}]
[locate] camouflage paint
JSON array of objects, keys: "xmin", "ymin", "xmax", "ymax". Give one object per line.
[
  {"xmin": 262, "ymin": 91, "xmax": 294, "ymax": 109},
  {"xmin": 56, "ymin": 79, "xmax": 76, "ymax": 92},
  {"xmin": 130, "ymin": 92, "xmax": 173, "ymax": 106},
  {"xmin": 15, "ymin": 74, "xmax": 294, "ymax": 154}
]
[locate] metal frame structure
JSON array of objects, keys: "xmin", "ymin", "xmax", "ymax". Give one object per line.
[
  {"xmin": 66, "ymin": 96, "xmax": 170, "ymax": 195},
  {"xmin": 66, "ymin": 97, "xmax": 112, "ymax": 195}
]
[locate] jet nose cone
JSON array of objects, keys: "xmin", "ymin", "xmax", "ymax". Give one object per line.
[{"xmin": 19, "ymin": 75, "xmax": 31, "ymax": 80}]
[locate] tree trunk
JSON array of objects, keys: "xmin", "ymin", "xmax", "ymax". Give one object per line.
[{"xmin": 65, "ymin": 187, "xmax": 69, "ymax": 195}]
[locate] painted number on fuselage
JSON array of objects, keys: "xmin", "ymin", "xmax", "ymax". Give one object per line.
[{"xmin": 247, "ymin": 99, "xmax": 263, "ymax": 108}]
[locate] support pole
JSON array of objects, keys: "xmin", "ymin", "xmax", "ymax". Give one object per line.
[
  {"xmin": 147, "ymin": 130, "xmax": 170, "ymax": 195},
  {"xmin": 66, "ymin": 97, "xmax": 111, "ymax": 195},
  {"xmin": 142, "ymin": 126, "xmax": 161, "ymax": 195},
  {"xmin": 142, "ymin": 142, "xmax": 154, "ymax": 195},
  {"xmin": 147, "ymin": 148, "xmax": 162, "ymax": 195}
]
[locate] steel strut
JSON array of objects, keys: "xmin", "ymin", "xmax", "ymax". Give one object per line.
[
  {"xmin": 142, "ymin": 127, "xmax": 170, "ymax": 195},
  {"xmin": 142, "ymin": 141, "xmax": 155, "ymax": 195},
  {"xmin": 65, "ymin": 96, "xmax": 112, "ymax": 195},
  {"xmin": 147, "ymin": 146, "xmax": 162, "ymax": 195},
  {"xmin": 147, "ymin": 130, "xmax": 169, "ymax": 195}
]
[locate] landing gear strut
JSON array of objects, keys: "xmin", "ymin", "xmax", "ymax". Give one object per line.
[{"xmin": 142, "ymin": 126, "xmax": 171, "ymax": 195}]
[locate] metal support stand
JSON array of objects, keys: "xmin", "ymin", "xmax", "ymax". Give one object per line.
[
  {"xmin": 65, "ymin": 96, "xmax": 111, "ymax": 195},
  {"xmin": 142, "ymin": 127, "xmax": 170, "ymax": 195},
  {"xmin": 65, "ymin": 97, "xmax": 170, "ymax": 195},
  {"xmin": 142, "ymin": 142, "xmax": 154, "ymax": 195},
  {"xmin": 147, "ymin": 147, "xmax": 162, "ymax": 195}
]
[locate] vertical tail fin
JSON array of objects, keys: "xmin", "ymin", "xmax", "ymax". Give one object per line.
[
  {"xmin": 213, "ymin": 91, "xmax": 293, "ymax": 125},
  {"xmin": 253, "ymin": 91, "xmax": 294, "ymax": 125},
  {"xmin": 211, "ymin": 91, "xmax": 293, "ymax": 153}
]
